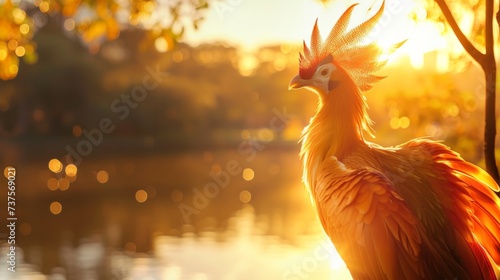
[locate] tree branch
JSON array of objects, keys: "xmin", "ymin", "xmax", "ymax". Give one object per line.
[
  {"xmin": 497, "ymin": 0, "xmax": 500, "ymax": 28},
  {"xmin": 434, "ymin": 0, "xmax": 485, "ymax": 66},
  {"xmin": 486, "ymin": 0, "xmax": 494, "ymax": 56}
]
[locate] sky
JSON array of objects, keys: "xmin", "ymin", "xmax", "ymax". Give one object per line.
[
  {"xmin": 180, "ymin": 0, "xmax": 483, "ymax": 72},
  {"xmin": 183, "ymin": 0, "xmax": 418, "ymax": 51}
]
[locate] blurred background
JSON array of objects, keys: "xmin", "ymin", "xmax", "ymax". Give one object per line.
[{"xmin": 0, "ymin": 0, "xmax": 498, "ymax": 279}]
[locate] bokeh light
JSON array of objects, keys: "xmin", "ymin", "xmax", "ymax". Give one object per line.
[
  {"xmin": 96, "ymin": 170, "xmax": 109, "ymax": 184},
  {"xmin": 8, "ymin": 64, "xmax": 18, "ymax": 75},
  {"xmin": 50, "ymin": 201, "xmax": 62, "ymax": 215},
  {"xmin": 8, "ymin": 39, "xmax": 18, "ymax": 50},
  {"xmin": 171, "ymin": 189, "xmax": 183, "ymax": 203},
  {"xmin": 390, "ymin": 117, "xmax": 400, "ymax": 129},
  {"xmin": 12, "ymin": 8, "xmax": 26, "ymax": 24},
  {"xmin": 15, "ymin": 46, "xmax": 25, "ymax": 57},
  {"xmin": 64, "ymin": 18, "xmax": 75, "ymax": 31},
  {"xmin": 242, "ymin": 168, "xmax": 254, "ymax": 181},
  {"xmin": 172, "ymin": 50, "xmax": 184, "ymax": 63},
  {"xmin": 238, "ymin": 54, "xmax": 258, "ymax": 76},
  {"xmin": 239, "ymin": 190, "xmax": 252, "ymax": 203},
  {"xmin": 72, "ymin": 125, "xmax": 82, "ymax": 137},
  {"xmin": 39, "ymin": 2, "xmax": 49, "ymax": 13},
  {"xmin": 135, "ymin": 189, "xmax": 148, "ymax": 203},
  {"xmin": 211, "ymin": 164, "xmax": 222, "ymax": 174},
  {"xmin": 0, "ymin": 48, "xmax": 7, "ymax": 60},
  {"xmin": 47, "ymin": 178, "xmax": 59, "ymax": 191},
  {"xmin": 48, "ymin": 159, "xmax": 63, "ymax": 173},
  {"xmin": 3, "ymin": 166, "xmax": 14, "ymax": 178},
  {"xmin": 273, "ymin": 56, "xmax": 287, "ymax": 71},
  {"xmin": 58, "ymin": 178, "xmax": 70, "ymax": 191},
  {"xmin": 390, "ymin": 116, "xmax": 411, "ymax": 129},
  {"xmin": 154, "ymin": 37, "xmax": 169, "ymax": 53},
  {"xmin": 444, "ymin": 104, "xmax": 460, "ymax": 117},
  {"xmin": 240, "ymin": 129, "xmax": 250, "ymax": 139},
  {"xmin": 65, "ymin": 164, "xmax": 77, "ymax": 177},
  {"xmin": 66, "ymin": 174, "xmax": 77, "ymax": 183},
  {"xmin": 399, "ymin": 116, "xmax": 410, "ymax": 129}
]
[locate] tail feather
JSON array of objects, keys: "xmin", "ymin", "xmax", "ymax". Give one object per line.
[
  {"xmin": 469, "ymin": 239, "xmax": 497, "ymax": 280},
  {"xmin": 444, "ymin": 157, "xmax": 499, "ymax": 191},
  {"xmin": 439, "ymin": 156, "xmax": 500, "ymax": 266},
  {"xmin": 453, "ymin": 170, "xmax": 500, "ymax": 264},
  {"xmin": 450, "ymin": 226, "xmax": 496, "ymax": 280}
]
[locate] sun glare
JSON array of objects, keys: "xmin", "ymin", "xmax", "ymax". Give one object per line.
[
  {"xmin": 296, "ymin": 0, "xmax": 457, "ymax": 71},
  {"xmin": 371, "ymin": 0, "xmax": 459, "ymax": 70},
  {"xmin": 238, "ymin": 54, "xmax": 258, "ymax": 76},
  {"xmin": 300, "ymin": 0, "xmax": 452, "ymax": 70}
]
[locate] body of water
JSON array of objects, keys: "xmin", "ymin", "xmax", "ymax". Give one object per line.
[{"xmin": 0, "ymin": 145, "xmax": 353, "ymax": 279}]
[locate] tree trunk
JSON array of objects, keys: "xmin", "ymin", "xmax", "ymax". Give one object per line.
[
  {"xmin": 435, "ymin": 0, "xmax": 499, "ymax": 183},
  {"xmin": 483, "ymin": 62, "xmax": 499, "ymax": 182},
  {"xmin": 483, "ymin": 0, "xmax": 499, "ymax": 183}
]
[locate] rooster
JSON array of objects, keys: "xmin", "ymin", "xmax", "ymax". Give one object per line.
[{"xmin": 288, "ymin": 2, "xmax": 500, "ymax": 279}]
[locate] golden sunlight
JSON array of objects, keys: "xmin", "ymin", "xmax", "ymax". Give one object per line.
[
  {"xmin": 372, "ymin": 0, "xmax": 458, "ymax": 70},
  {"xmin": 5, "ymin": 0, "xmax": 498, "ymax": 278},
  {"xmin": 288, "ymin": 0, "xmax": 456, "ymax": 72},
  {"xmin": 238, "ymin": 54, "xmax": 258, "ymax": 76}
]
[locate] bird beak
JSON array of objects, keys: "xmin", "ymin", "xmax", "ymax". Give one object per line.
[{"xmin": 288, "ymin": 74, "xmax": 308, "ymax": 90}]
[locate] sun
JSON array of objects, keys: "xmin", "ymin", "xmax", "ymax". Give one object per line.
[
  {"xmin": 303, "ymin": 0, "xmax": 450, "ymax": 70},
  {"xmin": 373, "ymin": 0, "xmax": 454, "ymax": 70}
]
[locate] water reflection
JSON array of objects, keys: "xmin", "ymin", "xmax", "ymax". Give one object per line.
[{"xmin": 1, "ymin": 206, "xmax": 352, "ymax": 280}]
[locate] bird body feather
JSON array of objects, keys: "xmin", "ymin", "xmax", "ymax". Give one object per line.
[{"xmin": 307, "ymin": 135, "xmax": 500, "ymax": 279}]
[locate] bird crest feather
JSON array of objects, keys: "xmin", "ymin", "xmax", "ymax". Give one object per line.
[{"xmin": 299, "ymin": 1, "xmax": 403, "ymax": 91}]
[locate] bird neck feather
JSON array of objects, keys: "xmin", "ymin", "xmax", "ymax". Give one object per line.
[{"xmin": 300, "ymin": 80, "xmax": 371, "ymax": 193}]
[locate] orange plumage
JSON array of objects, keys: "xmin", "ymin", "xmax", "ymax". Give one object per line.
[{"xmin": 289, "ymin": 2, "xmax": 500, "ymax": 279}]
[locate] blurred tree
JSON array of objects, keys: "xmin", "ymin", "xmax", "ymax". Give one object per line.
[
  {"xmin": 430, "ymin": 0, "xmax": 499, "ymax": 182},
  {"xmin": 0, "ymin": 0, "xmax": 209, "ymax": 80}
]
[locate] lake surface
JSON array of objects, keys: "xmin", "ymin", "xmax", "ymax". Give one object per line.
[
  {"xmin": 1, "ymin": 206, "xmax": 353, "ymax": 280},
  {"xmin": 0, "ymin": 144, "xmax": 353, "ymax": 279}
]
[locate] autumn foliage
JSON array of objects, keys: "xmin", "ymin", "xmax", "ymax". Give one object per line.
[{"xmin": 0, "ymin": 0, "xmax": 208, "ymax": 80}]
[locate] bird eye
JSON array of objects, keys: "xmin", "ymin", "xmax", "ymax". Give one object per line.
[{"xmin": 320, "ymin": 68, "xmax": 329, "ymax": 76}]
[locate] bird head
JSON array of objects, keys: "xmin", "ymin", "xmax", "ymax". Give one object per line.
[
  {"xmin": 288, "ymin": 53, "xmax": 350, "ymax": 97},
  {"xmin": 289, "ymin": 1, "xmax": 402, "ymax": 99}
]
